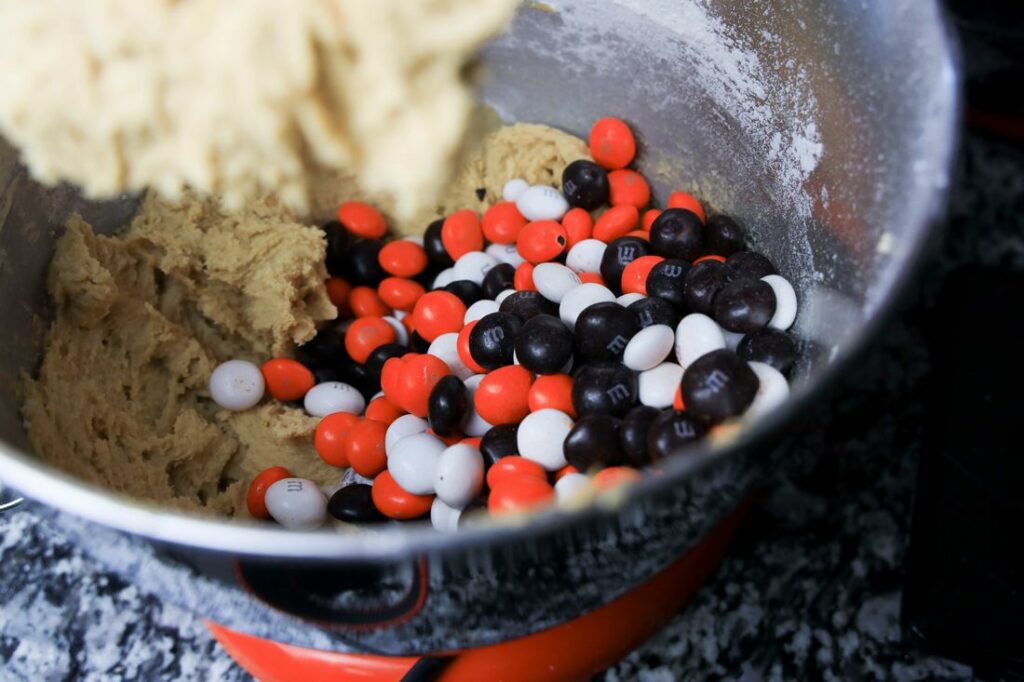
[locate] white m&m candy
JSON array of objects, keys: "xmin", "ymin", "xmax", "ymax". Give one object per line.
[
  {"xmin": 209, "ymin": 360, "xmax": 265, "ymax": 411},
  {"xmin": 502, "ymin": 178, "xmax": 529, "ymax": 202},
  {"xmin": 674, "ymin": 313, "xmax": 726, "ymax": 369},
  {"xmin": 385, "ymin": 414, "xmax": 429, "ymax": 455},
  {"xmin": 623, "ymin": 324, "xmax": 674, "ymax": 371},
  {"xmin": 744, "ymin": 361, "xmax": 790, "ymax": 419},
  {"xmin": 434, "ymin": 443, "xmax": 484, "ymax": 508},
  {"xmin": 518, "ymin": 409, "xmax": 573, "ymax": 470},
  {"xmin": 486, "ymin": 243, "xmax": 526, "ymax": 268},
  {"xmin": 515, "ymin": 185, "xmax": 570, "ymax": 221},
  {"xmin": 566, "ymin": 239, "xmax": 606, "ymax": 274},
  {"xmin": 388, "ymin": 432, "xmax": 446, "ymax": 495},
  {"xmin": 761, "ymin": 275, "xmax": 798, "ymax": 330},
  {"xmin": 304, "ymin": 381, "xmax": 366, "ymax": 417},
  {"xmin": 431, "ymin": 497, "xmax": 464, "ymax": 532},
  {"xmin": 265, "ymin": 478, "xmax": 327, "ymax": 530},
  {"xmin": 533, "ymin": 263, "xmax": 581, "ymax": 304},
  {"xmin": 639, "ymin": 362, "xmax": 684, "ymax": 408},
  {"xmin": 453, "ymin": 251, "xmax": 499, "ymax": 285},
  {"xmin": 559, "ymin": 283, "xmax": 616, "ymax": 327}
]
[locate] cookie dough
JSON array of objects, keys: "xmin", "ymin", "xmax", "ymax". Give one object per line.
[
  {"xmin": 0, "ymin": 0, "xmax": 517, "ymax": 219},
  {"xmin": 21, "ymin": 123, "xmax": 589, "ymax": 516}
]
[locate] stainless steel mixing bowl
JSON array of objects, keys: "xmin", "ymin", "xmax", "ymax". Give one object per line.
[{"xmin": 0, "ymin": 0, "xmax": 957, "ymax": 654}]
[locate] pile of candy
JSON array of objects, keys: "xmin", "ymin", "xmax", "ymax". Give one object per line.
[{"xmin": 209, "ymin": 117, "xmax": 800, "ymax": 532}]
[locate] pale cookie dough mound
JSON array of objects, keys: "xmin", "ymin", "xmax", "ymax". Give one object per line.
[
  {"xmin": 0, "ymin": 0, "xmax": 517, "ymax": 218},
  {"xmin": 125, "ymin": 190, "xmax": 335, "ymax": 357},
  {"xmin": 308, "ymin": 123, "xmax": 592, "ymax": 234},
  {"xmin": 22, "ymin": 203, "xmax": 338, "ymax": 515}
]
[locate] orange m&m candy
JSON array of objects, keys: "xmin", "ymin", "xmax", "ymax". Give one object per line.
[
  {"xmin": 364, "ymin": 396, "xmax": 404, "ymax": 425},
  {"xmin": 325, "ymin": 277, "xmax": 352, "ymax": 317},
  {"xmin": 260, "ymin": 358, "xmax": 315, "ymax": 401},
  {"xmin": 380, "ymin": 356, "xmax": 406, "ymax": 405},
  {"xmin": 527, "ymin": 373, "xmax": 575, "ymax": 417},
  {"xmin": 562, "ymin": 208, "xmax": 594, "ymax": 249},
  {"xmin": 667, "ymin": 191, "xmax": 706, "ymax": 223},
  {"xmin": 588, "ymin": 117, "xmax": 636, "ymax": 170},
  {"xmin": 337, "ymin": 201, "xmax": 387, "ymax": 239},
  {"xmin": 344, "ymin": 316, "xmax": 396, "ymax": 364},
  {"xmin": 516, "ymin": 220, "xmax": 568, "ymax": 264},
  {"xmin": 377, "ymin": 277, "xmax": 425, "ymax": 312},
  {"xmin": 593, "ymin": 205, "xmax": 639, "ymax": 242},
  {"xmin": 488, "ymin": 476, "xmax": 555, "ymax": 516},
  {"xmin": 395, "ymin": 353, "xmax": 450, "ymax": 417},
  {"xmin": 314, "ymin": 412, "xmax": 360, "ymax": 467},
  {"xmin": 578, "ymin": 272, "xmax": 606, "ymax": 286},
  {"xmin": 441, "ymin": 210, "xmax": 484, "ymax": 260},
  {"xmin": 474, "ymin": 365, "xmax": 533, "ymax": 425},
  {"xmin": 642, "ymin": 209, "xmax": 662, "ymax": 231},
  {"xmin": 620, "ymin": 255, "xmax": 664, "ymax": 295},
  {"xmin": 693, "ymin": 254, "xmax": 726, "ymax": 265},
  {"xmin": 514, "ymin": 262, "xmax": 536, "ymax": 291},
  {"xmin": 457, "ymin": 321, "xmax": 488, "ymax": 374},
  {"xmin": 593, "ymin": 466, "xmax": 642, "ymax": 491},
  {"xmin": 486, "ymin": 456, "xmax": 547, "ymax": 489},
  {"xmin": 378, "ymin": 240, "xmax": 428, "ymax": 278},
  {"xmin": 608, "ymin": 169, "xmax": 651, "ymax": 209},
  {"xmin": 345, "ymin": 419, "xmax": 389, "ymax": 477},
  {"xmin": 482, "ymin": 202, "xmax": 528, "ymax": 245},
  {"xmin": 427, "ymin": 427, "xmax": 463, "ymax": 447},
  {"xmin": 350, "ymin": 286, "xmax": 391, "ymax": 318},
  {"xmin": 411, "ymin": 291, "xmax": 466, "ymax": 342},
  {"xmin": 372, "ymin": 470, "xmax": 433, "ymax": 520},
  {"xmin": 247, "ymin": 466, "xmax": 292, "ymax": 518},
  {"xmin": 553, "ymin": 465, "xmax": 579, "ymax": 482}
]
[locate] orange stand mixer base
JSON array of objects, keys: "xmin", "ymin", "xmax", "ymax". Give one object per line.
[{"xmin": 207, "ymin": 504, "xmax": 748, "ymax": 682}]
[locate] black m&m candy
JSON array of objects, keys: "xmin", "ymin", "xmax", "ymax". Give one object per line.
[
  {"xmin": 328, "ymin": 484, "xmax": 388, "ymax": 524},
  {"xmin": 499, "ymin": 290, "xmax": 559, "ymax": 321},
  {"xmin": 423, "ymin": 218, "xmax": 456, "ymax": 267},
  {"xmin": 572, "ymin": 362, "xmax": 638, "ymax": 417},
  {"xmin": 469, "ymin": 312, "xmax": 522, "ymax": 369},
  {"xmin": 427, "ymin": 375, "xmax": 469, "ymax": 437},
  {"xmin": 620, "ymin": 405, "xmax": 661, "ymax": 466},
  {"xmin": 563, "ymin": 415, "xmax": 626, "ymax": 470},
  {"xmin": 705, "ymin": 214, "xmax": 745, "ymax": 256},
  {"xmin": 562, "ymin": 160, "xmax": 610, "ymax": 210},
  {"xmin": 574, "ymin": 301, "xmax": 640, "ymax": 362},
  {"xmin": 645, "ymin": 258, "xmax": 691, "ymax": 309},
  {"xmin": 737, "ymin": 328, "xmax": 798, "ymax": 375},
  {"xmin": 629, "ymin": 296, "xmax": 681, "ymax": 329},
  {"xmin": 480, "ymin": 424, "xmax": 519, "ymax": 469},
  {"xmin": 647, "ymin": 411, "xmax": 706, "ymax": 459},
  {"xmin": 683, "ymin": 260, "xmax": 731, "ymax": 315},
  {"xmin": 713, "ymin": 278, "xmax": 776, "ymax": 334},
  {"xmin": 726, "ymin": 251, "xmax": 776, "ymax": 281},
  {"xmin": 649, "ymin": 208, "xmax": 705, "ymax": 261},
  {"xmin": 515, "ymin": 314, "xmax": 574, "ymax": 374},
  {"xmin": 481, "ymin": 263, "xmax": 516, "ymax": 300},
  {"xmin": 600, "ymin": 236, "xmax": 651, "ymax": 293},
  {"xmin": 681, "ymin": 349, "xmax": 759, "ymax": 422}
]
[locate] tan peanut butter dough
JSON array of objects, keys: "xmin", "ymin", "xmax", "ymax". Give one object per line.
[
  {"xmin": 0, "ymin": 0, "xmax": 518, "ymax": 220},
  {"xmin": 22, "ymin": 123, "xmax": 590, "ymax": 516}
]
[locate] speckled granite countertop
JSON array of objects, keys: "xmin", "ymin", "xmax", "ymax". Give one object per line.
[{"xmin": 2, "ymin": 72, "xmax": 1021, "ymax": 682}]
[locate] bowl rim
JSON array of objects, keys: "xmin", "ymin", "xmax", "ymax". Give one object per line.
[{"xmin": 0, "ymin": 4, "xmax": 962, "ymax": 562}]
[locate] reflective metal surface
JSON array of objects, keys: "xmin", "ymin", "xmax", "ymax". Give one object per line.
[{"xmin": 0, "ymin": 0, "xmax": 958, "ymax": 652}]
